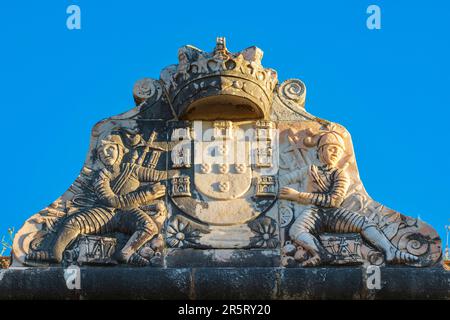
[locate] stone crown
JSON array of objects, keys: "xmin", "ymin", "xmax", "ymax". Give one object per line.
[{"xmin": 160, "ymin": 38, "xmax": 278, "ymax": 120}]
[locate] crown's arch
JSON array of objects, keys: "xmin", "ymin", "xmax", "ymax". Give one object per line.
[{"xmin": 182, "ymin": 95, "xmax": 264, "ymax": 120}]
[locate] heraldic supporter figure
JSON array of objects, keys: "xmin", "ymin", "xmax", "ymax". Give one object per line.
[
  {"xmin": 26, "ymin": 134, "xmax": 167, "ymax": 266},
  {"xmin": 279, "ymin": 130, "xmax": 419, "ymax": 267}
]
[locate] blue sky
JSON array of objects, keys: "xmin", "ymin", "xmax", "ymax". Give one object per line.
[{"xmin": 0, "ymin": 1, "xmax": 449, "ymax": 253}]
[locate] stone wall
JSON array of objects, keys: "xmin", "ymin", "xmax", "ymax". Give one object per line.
[{"xmin": 0, "ymin": 266, "xmax": 448, "ymax": 300}]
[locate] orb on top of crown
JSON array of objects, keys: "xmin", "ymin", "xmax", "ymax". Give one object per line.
[{"xmin": 160, "ymin": 37, "xmax": 278, "ymax": 121}]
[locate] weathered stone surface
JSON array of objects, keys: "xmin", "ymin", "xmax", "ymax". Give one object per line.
[
  {"xmin": 192, "ymin": 268, "xmax": 278, "ymax": 300},
  {"xmin": 0, "ymin": 267, "xmax": 448, "ymax": 300},
  {"xmin": 165, "ymin": 249, "xmax": 280, "ymax": 268},
  {"xmin": 368, "ymin": 267, "xmax": 450, "ymax": 299},
  {"xmin": 279, "ymin": 267, "xmax": 364, "ymax": 300},
  {"xmin": 79, "ymin": 267, "xmax": 192, "ymax": 300},
  {"xmin": 280, "ymin": 266, "xmax": 450, "ymax": 300},
  {"xmin": 0, "ymin": 268, "xmax": 79, "ymax": 300}
]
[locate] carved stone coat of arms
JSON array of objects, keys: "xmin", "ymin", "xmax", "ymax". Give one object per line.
[{"xmin": 12, "ymin": 38, "xmax": 442, "ymax": 268}]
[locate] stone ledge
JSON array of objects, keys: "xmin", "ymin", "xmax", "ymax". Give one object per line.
[{"xmin": 0, "ymin": 266, "xmax": 448, "ymax": 300}]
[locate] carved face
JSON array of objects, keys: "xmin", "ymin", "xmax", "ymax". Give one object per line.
[
  {"xmin": 99, "ymin": 143, "xmax": 120, "ymax": 166},
  {"xmin": 319, "ymin": 144, "xmax": 344, "ymax": 167}
]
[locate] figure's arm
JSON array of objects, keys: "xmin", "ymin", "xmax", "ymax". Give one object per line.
[
  {"xmin": 136, "ymin": 166, "xmax": 167, "ymax": 182},
  {"xmin": 279, "ymin": 167, "xmax": 307, "ymax": 186},
  {"xmin": 300, "ymin": 169, "xmax": 350, "ymax": 208},
  {"xmin": 279, "ymin": 169, "xmax": 350, "ymax": 208},
  {"xmin": 93, "ymin": 169, "xmax": 165, "ymax": 209},
  {"xmin": 279, "ymin": 167, "xmax": 310, "ymax": 203}
]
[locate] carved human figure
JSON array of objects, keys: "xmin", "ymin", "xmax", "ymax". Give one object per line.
[
  {"xmin": 27, "ymin": 134, "xmax": 167, "ymax": 266},
  {"xmin": 279, "ymin": 130, "xmax": 419, "ymax": 266}
]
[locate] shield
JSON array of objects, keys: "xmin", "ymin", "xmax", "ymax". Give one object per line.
[
  {"xmin": 194, "ymin": 139, "xmax": 252, "ymax": 200},
  {"xmin": 169, "ymin": 121, "xmax": 278, "ymax": 226}
]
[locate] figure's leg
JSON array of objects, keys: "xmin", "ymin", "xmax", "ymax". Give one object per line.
[
  {"xmin": 27, "ymin": 208, "xmax": 115, "ymax": 263},
  {"xmin": 26, "ymin": 224, "xmax": 80, "ymax": 263},
  {"xmin": 289, "ymin": 207, "xmax": 332, "ymax": 266},
  {"xmin": 326, "ymin": 207, "xmax": 419, "ymax": 264},
  {"xmin": 361, "ymin": 225, "xmax": 418, "ymax": 264},
  {"xmin": 114, "ymin": 208, "xmax": 158, "ymax": 266}
]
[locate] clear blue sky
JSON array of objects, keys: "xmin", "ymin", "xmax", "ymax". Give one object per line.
[{"xmin": 0, "ymin": 1, "xmax": 449, "ymax": 253}]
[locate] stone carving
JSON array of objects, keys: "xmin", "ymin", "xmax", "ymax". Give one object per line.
[
  {"xmin": 133, "ymin": 78, "xmax": 157, "ymax": 105},
  {"xmin": 24, "ymin": 133, "xmax": 168, "ymax": 267},
  {"xmin": 278, "ymin": 79, "xmax": 307, "ymax": 108},
  {"xmin": 64, "ymin": 235, "xmax": 117, "ymax": 266},
  {"xmin": 248, "ymin": 217, "xmax": 279, "ymax": 249},
  {"xmin": 213, "ymin": 121, "xmax": 233, "ymax": 140},
  {"xmin": 12, "ymin": 38, "xmax": 442, "ymax": 269},
  {"xmin": 170, "ymin": 128, "xmax": 191, "ymax": 168},
  {"xmin": 278, "ymin": 123, "xmax": 441, "ymax": 267},
  {"xmin": 171, "ymin": 176, "xmax": 191, "ymax": 197},
  {"xmin": 166, "ymin": 217, "xmax": 201, "ymax": 248},
  {"xmin": 255, "ymin": 120, "xmax": 275, "ymax": 168},
  {"xmin": 160, "ymin": 37, "xmax": 278, "ymax": 120},
  {"xmin": 167, "ymin": 120, "xmax": 279, "ymax": 251},
  {"xmin": 256, "ymin": 176, "xmax": 277, "ymax": 197},
  {"xmin": 272, "ymin": 79, "xmax": 312, "ymax": 122}
]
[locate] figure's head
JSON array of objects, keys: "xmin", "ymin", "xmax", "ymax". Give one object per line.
[
  {"xmin": 317, "ymin": 132, "xmax": 345, "ymax": 167},
  {"xmin": 98, "ymin": 135, "xmax": 128, "ymax": 166}
]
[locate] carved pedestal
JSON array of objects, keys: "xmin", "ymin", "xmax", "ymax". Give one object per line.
[{"xmin": 0, "ymin": 267, "xmax": 448, "ymax": 300}]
